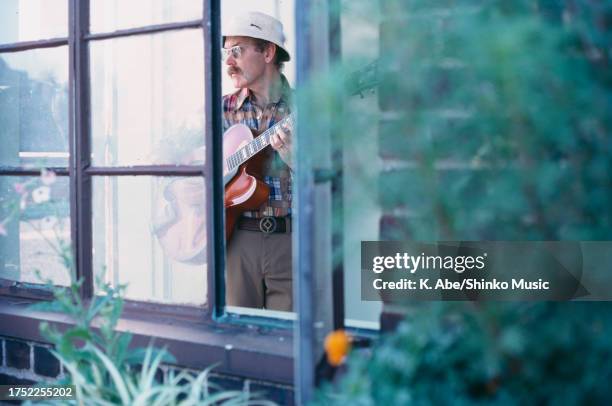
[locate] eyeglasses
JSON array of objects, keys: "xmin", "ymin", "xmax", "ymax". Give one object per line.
[{"xmin": 221, "ymin": 45, "xmax": 245, "ymax": 61}]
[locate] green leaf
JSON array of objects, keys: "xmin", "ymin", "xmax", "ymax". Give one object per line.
[{"xmin": 91, "ymin": 345, "xmax": 131, "ymax": 405}]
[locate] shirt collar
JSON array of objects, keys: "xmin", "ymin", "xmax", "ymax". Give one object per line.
[{"xmin": 233, "ymin": 74, "xmax": 292, "ymax": 111}]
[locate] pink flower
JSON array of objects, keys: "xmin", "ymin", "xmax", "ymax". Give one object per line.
[
  {"xmin": 0, "ymin": 223, "xmax": 7, "ymax": 236},
  {"xmin": 41, "ymin": 169, "xmax": 57, "ymax": 186},
  {"xmin": 13, "ymin": 183, "xmax": 27, "ymax": 195}
]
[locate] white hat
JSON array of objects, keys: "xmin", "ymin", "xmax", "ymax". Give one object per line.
[{"xmin": 222, "ymin": 11, "xmax": 290, "ymax": 62}]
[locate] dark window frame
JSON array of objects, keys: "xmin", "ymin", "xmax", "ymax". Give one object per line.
[
  {"xmin": 0, "ymin": 0, "xmax": 226, "ymax": 318},
  {"xmin": 0, "ymin": 0, "xmax": 295, "ymax": 384},
  {"xmin": 0, "ymin": 0, "xmax": 374, "ymax": 392}
]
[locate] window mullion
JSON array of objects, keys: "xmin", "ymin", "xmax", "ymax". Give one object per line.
[
  {"xmin": 0, "ymin": 168, "xmax": 70, "ymax": 176},
  {"xmin": 86, "ymin": 166, "xmax": 208, "ymax": 176},
  {"xmin": 69, "ymin": 0, "xmax": 93, "ymax": 298},
  {"xmin": 203, "ymin": 0, "xmax": 224, "ymax": 319},
  {"xmin": 84, "ymin": 19, "xmax": 202, "ymax": 42},
  {"xmin": 0, "ymin": 38, "xmax": 68, "ymax": 53},
  {"xmin": 329, "ymin": 0, "xmax": 345, "ymax": 331}
]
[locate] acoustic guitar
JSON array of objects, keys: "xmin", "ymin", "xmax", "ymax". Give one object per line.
[
  {"xmin": 223, "ymin": 113, "xmax": 295, "ymax": 241},
  {"xmin": 153, "ymin": 115, "xmax": 294, "ymax": 263}
]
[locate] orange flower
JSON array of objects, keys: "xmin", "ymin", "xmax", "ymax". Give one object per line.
[{"xmin": 324, "ymin": 329, "xmax": 351, "ymax": 367}]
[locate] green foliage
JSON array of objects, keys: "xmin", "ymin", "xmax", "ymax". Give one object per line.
[
  {"xmin": 316, "ymin": 302, "xmax": 612, "ymax": 405},
  {"xmin": 26, "ymin": 278, "xmax": 274, "ymax": 405},
  {"xmin": 305, "ymin": 0, "xmax": 612, "ymax": 241},
  {"xmin": 411, "ymin": 0, "xmax": 612, "ymax": 241},
  {"xmin": 0, "ymin": 171, "xmax": 271, "ymax": 405},
  {"xmin": 308, "ymin": 0, "xmax": 612, "ymax": 404},
  {"xmin": 29, "ymin": 278, "xmax": 136, "ymax": 380}
]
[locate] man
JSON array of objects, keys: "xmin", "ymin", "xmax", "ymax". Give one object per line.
[{"xmin": 222, "ymin": 11, "xmax": 293, "ymax": 311}]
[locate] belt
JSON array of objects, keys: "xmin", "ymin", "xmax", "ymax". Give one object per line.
[{"xmin": 237, "ymin": 216, "xmax": 291, "ymax": 234}]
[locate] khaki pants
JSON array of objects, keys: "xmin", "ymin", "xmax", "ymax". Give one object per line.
[{"xmin": 226, "ymin": 229, "xmax": 292, "ymax": 311}]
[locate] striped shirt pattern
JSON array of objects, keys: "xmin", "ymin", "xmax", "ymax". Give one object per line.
[{"xmin": 222, "ymin": 75, "xmax": 293, "ymax": 218}]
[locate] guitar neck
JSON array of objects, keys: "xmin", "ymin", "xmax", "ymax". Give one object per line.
[{"xmin": 227, "ymin": 114, "xmax": 294, "ymax": 171}]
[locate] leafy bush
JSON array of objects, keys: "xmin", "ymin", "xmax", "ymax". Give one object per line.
[
  {"xmin": 316, "ymin": 302, "xmax": 612, "ymax": 405},
  {"xmin": 1, "ymin": 172, "xmax": 272, "ymax": 405},
  {"xmin": 23, "ymin": 277, "xmax": 254, "ymax": 405},
  {"xmin": 303, "ymin": 0, "xmax": 612, "ymax": 241},
  {"xmin": 310, "ymin": 0, "xmax": 612, "ymax": 404},
  {"xmin": 27, "ymin": 278, "xmax": 273, "ymax": 405}
]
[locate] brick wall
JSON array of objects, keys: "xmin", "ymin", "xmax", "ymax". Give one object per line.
[
  {"xmin": 0, "ymin": 334, "xmax": 294, "ymax": 405},
  {"xmin": 0, "ymin": 336, "xmax": 63, "ymax": 386}
]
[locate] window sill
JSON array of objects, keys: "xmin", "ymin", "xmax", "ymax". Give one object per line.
[{"xmin": 0, "ymin": 297, "xmax": 293, "ymax": 385}]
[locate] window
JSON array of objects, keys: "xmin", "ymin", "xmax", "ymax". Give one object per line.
[
  {"xmin": 0, "ymin": 0, "xmax": 229, "ymax": 319},
  {"xmin": 0, "ymin": 1, "xmax": 297, "ymax": 386},
  {"xmin": 0, "ymin": 0, "xmax": 217, "ymax": 307},
  {"xmin": 338, "ymin": 2, "xmax": 382, "ymax": 330},
  {"xmin": 88, "ymin": 28, "xmax": 207, "ymax": 304},
  {"xmin": 219, "ymin": 0, "xmax": 297, "ymax": 318},
  {"xmin": 1, "ymin": 2, "xmax": 71, "ymax": 288},
  {"xmin": 0, "ymin": 0, "xmax": 367, "ymax": 395}
]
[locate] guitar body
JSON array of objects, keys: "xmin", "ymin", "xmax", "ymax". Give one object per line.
[
  {"xmin": 153, "ymin": 176, "xmax": 207, "ymax": 265},
  {"xmin": 223, "ymin": 124, "xmax": 270, "ymax": 241}
]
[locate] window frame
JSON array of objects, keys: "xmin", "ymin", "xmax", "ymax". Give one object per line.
[
  {"xmin": 0, "ymin": 0, "xmax": 295, "ymax": 384},
  {"xmin": 0, "ymin": 1, "xmax": 222, "ymax": 314},
  {"xmin": 0, "ymin": 0, "xmax": 374, "ymax": 392},
  {"xmin": 69, "ymin": 1, "xmax": 223, "ymax": 311}
]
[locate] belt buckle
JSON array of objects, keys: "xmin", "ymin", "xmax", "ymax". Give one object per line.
[{"xmin": 259, "ymin": 216, "xmax": 277, "ymax": 233}]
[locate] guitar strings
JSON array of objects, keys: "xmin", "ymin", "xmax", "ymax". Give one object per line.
[{"xmin": 226, "ymin": 115, "xmax": 294, "ymax": 171}]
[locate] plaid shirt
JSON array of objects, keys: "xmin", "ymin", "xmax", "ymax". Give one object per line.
[{"xmin": 222, "ymin": 75, "xmax": 293, "ymax": 218}]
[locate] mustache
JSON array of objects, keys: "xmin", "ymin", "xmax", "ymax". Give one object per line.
[{"xmin": 227, "ymin": 67, "xmax": 241, "ymax": 75}]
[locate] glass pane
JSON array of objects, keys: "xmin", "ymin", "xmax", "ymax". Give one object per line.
[
  {"xmin": 90, "ymin": 0, "xmax": 202, "ymax": 33},
  {"xmin": 0, "ymin": 174, "xmax": 71, "ymax": 286},
  {"xmin": 90, "ymin": 30, "xmax": 205, "ymax": 166},
  {"xmin": 92, "ymin": 176, "xmax": 207, "ymax": 305},
  {"xmin": 0, "ymin": 0, "xmax": 68, "ymax": 44},
  {"xmin": 340, "ymin": 2, "xmax": 382, "ymax": 329},
  {"xmin": 0, "ymin": 47, "xmax": 69, "ymax": 167}
]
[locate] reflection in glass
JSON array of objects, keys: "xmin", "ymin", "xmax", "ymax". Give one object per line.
[
  {"xmin": 90, "ymin": 30, "xmax": 205, "ymax": 166},
  {"xmin": 0, "ymin": 0, "xmax": 68, "ymax": 44},
  {"xmin": 90, "ymin": 0, "xmax": 201, "ymax": 33},
  {"xmin": 0, "ymin": 47, "xmax": 69, "ymax": 167},
  {"xmin": 92, "ymin": 176, "xmax": 207, "ymax": 305},
  {"xmin": 0, "ymin": 175, "xmax": 71, "ymax": 286}
]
